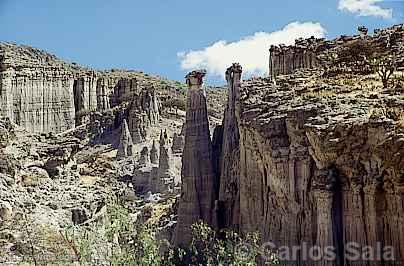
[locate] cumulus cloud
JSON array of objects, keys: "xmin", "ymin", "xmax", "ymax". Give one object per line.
[
  {"xmin": 178, "ymin": 22, "xmax": 326, "ymax": 79},
  {"xmin": 338, "ymin": 0, "xmax": 393, "ymax": 18}
]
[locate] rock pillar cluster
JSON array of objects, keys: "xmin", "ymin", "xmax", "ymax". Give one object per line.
[
  {"xmin": 269, "ymin": 37, "xmax": 321, "ymax": 80},
  {"xmin": 174, "ymin": 70, "xmax": 216, "ymax": 246},
  {"xmin": 127, "ymin": 87, "xmax": 161, "ymax": 144}
]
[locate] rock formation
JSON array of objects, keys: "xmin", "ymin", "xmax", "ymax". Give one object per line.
[
  {"xmin": 269, "ymin": 24, "xmax": 404, "ymax": 80},
  {"xmin": 171, "ymin": 132, "xmax": 185, "ymax": 154},
  {"xmin": 133, "ymin": 133, "xmax": 172, "ymax": 194},
  {"xmin": 127, "ymin": 87, "xmax": 161, "ymax": 144},
  {"xmin": 269, "ymin": 37, "xmax": 321, "ymax": 80},
  {"xmin": 217, "ymin": 63, "xmax": 242, "ymax": 229},
  {"xmin": 0, "ymin": 43, "xmax": 76, "ymax": 133},
  {"xmin": 214, "ymin": 62, "xmax": 404, "ymax": 265},
  {"xmin": 139, "ymin": 146, "xmax": 150, "ymax": 166},
  {"xmin": 128, "ymin": 110, "xmax": 147, "ymax": 143},
  {"xmin": 111, "ymin": 77, "xmax": 138, "ymax": 107},
  {"xmin": 96, "ymin": 77, "xmax": 111, "ymax": 111},
  {"xmin": 174, "ymin": 70, "xmax": 216, "ymax": 246},
  {"xmin": 116, "ymin": 119, "xmax": 134, "ymax": 159},
  {"xmin": 157, "ymin": 130, "xmax": 171, "ymax": 182},
  {"xmin": 0, "ymin": 43, "xmax": 166, "ymax": 134},
  {"xmin": 73, "ymin": 74, "xmax": 98, "ymax": 114},
  {"xmin": 150, "ymin": 140, "xmax": 159, "ymax": 164}
]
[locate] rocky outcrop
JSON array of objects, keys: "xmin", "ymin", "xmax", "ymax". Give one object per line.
[
  {"xmin": 269, "ymin": 37, "xmax": 320, "ymax": 80},
  {"xmin": 0, "ymin": 43, "xmax": 76, "ymax": 133},
  {"xmin": 116, "ymin": 119, "xmax": 134, "ymax": 159},
  {"xmin": 110, "ymin": 78, "xmax": 138, "ymax": 107},
  {"xmin": 157, "ymin": 130, "xmax": 172, "ymax": 190},
  {"xmin": 269, "ymin": 24, "xmax": 404, "ymax": 80},
  {"xmin": 150, "ymin": 140, "xmax": 159, "ymax": 164},
  {"xmin": 0, "ymin": 43, "xmax": 167, "ymax": 134},
  {"xmin": 215, "ymin": 63, "xmax": 404, "ymax": 265},
  {"xmin": 133, "ymin": 133, "xmax": 173, "ymax": 194},
  {"xmin": 171, "ymin": 132, "xmax": 184, "ymax": 154},
  {"xmin": 73, "ymin": 74, "xmax": 98, "ymax": 114},
  {"xmin": 174, "ymin": 70, "xmax": 216, "ymax": 246},
  {"xmin": 95, "ymin": 77, "xmax": 111, "ymax": 111},
  {"xmin": 139, "ymin": 146, "xmax": 150, "ymax": 166},
  {"xmin": 127, "ymin": 87, "xmax": 161, "ymax": 144}
]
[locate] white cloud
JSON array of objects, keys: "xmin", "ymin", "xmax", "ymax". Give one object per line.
[
  {"xmin": 178, "ymin": 22, "xmax": 326, "ymax": 79},
  {"xmin": 338, "ymin": 0, "xmax": 393, "ymax": 18}
]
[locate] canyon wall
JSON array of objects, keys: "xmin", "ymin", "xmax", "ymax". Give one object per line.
[
  {"xmin": 269, "ymin": 24, "xmax": 404, "ymax": 80},
  {"xmin": 0, "ymin": 43, "xmax": 76, "ymax": 133},
  {"xmin": 216, "ymin": 67, "xmax": 404, "ymax": 265},
  {"xmin": 0, "ymin": 43, "xmax": 165, "ymax": 134}
]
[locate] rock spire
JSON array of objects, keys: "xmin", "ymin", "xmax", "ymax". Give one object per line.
[{"xmin": 174, "ymin": 69, "xmax": 216, "ymax": 246}]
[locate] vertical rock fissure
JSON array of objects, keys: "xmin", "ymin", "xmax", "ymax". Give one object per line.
[{"xmin": 331, "ymin": 172, "xmax": 344, "ymax": 266}]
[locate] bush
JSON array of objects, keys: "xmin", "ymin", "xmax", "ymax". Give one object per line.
[
  {"xmin": 168, "ymin": 221, "xmax": 279, "ymax": 266},
  {"xmin": 162, "ymin": 98, "xmax": 186, "ymax": 112},
  {"xmin": 337, "ymin": 40, "xmax": 375, "ymax": 64}
]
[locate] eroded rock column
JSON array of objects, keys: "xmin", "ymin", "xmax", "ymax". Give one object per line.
[
  {"xmin": 218, "ymin": 63, "xmax": 242, "ymax": 229},
  {"xmin": 174, "ymin": 70, "xmax": 215, "ymax": 246}
]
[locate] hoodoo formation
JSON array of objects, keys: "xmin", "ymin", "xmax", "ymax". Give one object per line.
[{"xmin": 174, "ymin": 70, "xmax": 217, "ymax": 246}]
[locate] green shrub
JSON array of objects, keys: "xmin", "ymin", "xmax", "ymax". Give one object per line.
[{"xmin": 162, "ymin": 98, "xmax": 186, "ymax": 112}]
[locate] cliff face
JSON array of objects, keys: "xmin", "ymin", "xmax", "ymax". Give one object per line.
[
  {"xmin": 217, "ymin": 67, "xmax": 404, "ymax": 264},
  {"xmin": 0, "ymin": 43, "xmax": 170, "ymax": 134},
  {"xmin": 269, "ymin": 24, "xmax": 404, "ymax": 80},
  {"xmin": 0, "ymin": 43, "xmax": 76, "ymax": 133}
]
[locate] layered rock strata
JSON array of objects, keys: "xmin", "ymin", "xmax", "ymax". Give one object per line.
[
  {"xmin": 215, "ymin": 65, "xmax": 404, "ymax": 265},
  {"xmin": 174, "ymin": 70, "xmax": 216, "ymax": 246},
  {"xmin": 269, "ymin": 24, "xmax": 404, "ymax": 80},
  {"xmin": 0, "ymin": 43, "xmax": 167, "ymax": 134},
  {"xmin": 0, "ymin": 43, "xmax": 76, "ymax": 133}
]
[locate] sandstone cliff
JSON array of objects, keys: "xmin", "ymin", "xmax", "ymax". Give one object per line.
[
  {"xmin": 214, "ymin": 65, "xmax": 404, "ymax": 265},
  {"xmin": 0, "ymin": 43, "xmax": 181, "ymax": 134},
  {"xmin": 186, "ymin": 24, "xmax": 404, "ymax": 266},
  {"xmin": 269, "ymin": 24, "xmax": 404, "ymax": 80}
]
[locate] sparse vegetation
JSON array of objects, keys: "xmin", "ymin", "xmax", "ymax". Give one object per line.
[
  {"xmin": 162, "ymin": 98, "xmax": 186, "ymax": 114},
  {"xmin": 6, "ymin": 200, "xmax": 275, "ymax": 265},
  {"xmin": 168, "ymin": 221, "xmax": 278, "ymax": 266},
  {"xmin": 371, "ymin": 55, "xmax": 397, "ymax": 89}
]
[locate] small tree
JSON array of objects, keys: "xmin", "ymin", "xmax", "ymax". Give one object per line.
[{"xmin": 372, "ymin": 54, "xmax": 397, "ymax": 88}]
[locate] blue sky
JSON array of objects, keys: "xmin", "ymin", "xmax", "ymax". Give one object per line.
[{"xmin": 0, "ymin": 0, "xmax": 403, "ymax": 84}]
